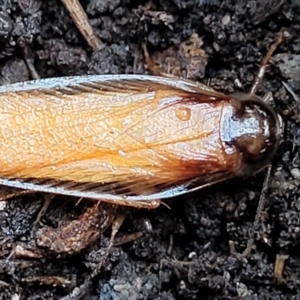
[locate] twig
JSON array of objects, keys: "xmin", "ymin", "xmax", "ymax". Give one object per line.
[
  {"xmin": 60, "ymin": 0, "xmax": 101, "ymax": 50},
  {"xmin": 251, "ymin": 30, "xmax": 289, "ymax": 94}
]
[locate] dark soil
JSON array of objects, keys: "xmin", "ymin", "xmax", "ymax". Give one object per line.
[{"xmin": 1, "ymin": 0, "xmax": 300, "ymax": 299}]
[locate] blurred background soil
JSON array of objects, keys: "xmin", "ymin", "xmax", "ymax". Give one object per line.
[{"xmin": 0, "ymin": 0, "xmax": 300, "ymax": 299}]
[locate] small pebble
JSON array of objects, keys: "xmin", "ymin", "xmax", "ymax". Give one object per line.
[
  {"xmin": 291, "ymin": 168, "xmax": 300, "ymax": 180},
  {"xmin": 222, "ymin": 14, "xmax": 231, "ymax": 26}
]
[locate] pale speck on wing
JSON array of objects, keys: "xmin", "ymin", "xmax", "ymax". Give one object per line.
[{"xmin": 118, "ymin": 150, "xmax": 127, "ymax": 156}]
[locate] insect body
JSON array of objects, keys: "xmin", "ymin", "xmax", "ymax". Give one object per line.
[{"xmin": 0, "ymin": 74, "xmax": 282, "ymax": 208}]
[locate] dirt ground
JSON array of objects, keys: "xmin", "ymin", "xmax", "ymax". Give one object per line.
[{"xmin": 0, "ymin": 0, "xmax": 300, "ymax": 299}]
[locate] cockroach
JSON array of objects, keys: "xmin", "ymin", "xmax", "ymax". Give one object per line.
[
  {"xmin": 0, "ymin": 73, "xmax": 282, "ymax": 209},
  {"xmin": 0, "ymin": 31, "xmax": 289, "ymax": 213},
  {"xmin": 0, "ymin": 29, "xmax": 288, "ymax": 300}
]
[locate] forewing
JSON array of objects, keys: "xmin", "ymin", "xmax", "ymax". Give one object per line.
[{"xmin": 0, "ymin": 75, "xmax": 233, "ymax": 202}]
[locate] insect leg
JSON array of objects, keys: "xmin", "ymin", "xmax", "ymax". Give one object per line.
[
  {"xmin": 22, "ymin": 45, "xmax": 40, "ymax": 80},
  {"xmin": 100, "ymin": 198, "xmax": 161, "ymax": 209},
  {"xmin": 250, "ymin": 31, "xmax": 288, "ymax": 95},
  {"xmin": 0, "ymin": 188, "xmax": 36, "ymax": 201},
  {"xmin": 142, "ymin": 43, "xmax": 180, "ymax": 79},
  {"xmin": 32, "ymin": 194, "xmax": 55, "ymax": 227},
  {"xmin": 142, "ymin": 43, "xmax": 163, "ymax": 76},
  {"xmin": 113, "ymin": 231, "xmax": 143, "ymax": 247},
  {"xmin": 241, "ymin": 31, "xmax": 289, "ymax": 256},
  {"xmin": 242, "ymin": 165, "xmax": 272, "ymax": 256},
  {"xmin": 282, "ymin": 81, "xmax": 300, "ymax": 116},
  {"xmin": 262, "ymin": 91, "xmax": 274, "ymax": 105}
]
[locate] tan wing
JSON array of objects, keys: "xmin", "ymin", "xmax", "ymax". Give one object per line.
[{"xmin": 0, "ymin": 75, "xmax": 239, "ymax": 201}]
